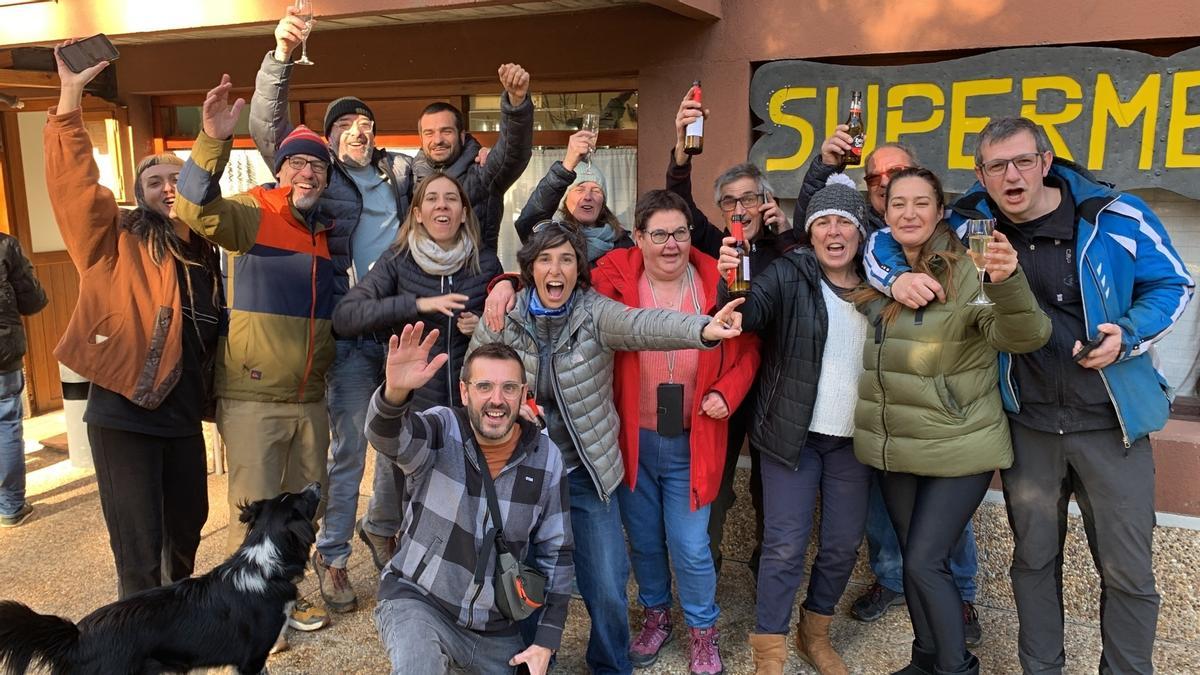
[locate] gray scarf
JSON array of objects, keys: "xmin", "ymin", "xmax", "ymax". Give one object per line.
[{"xmin": 408, "ymin": 231, "xmax": 474, "ymax": 276}]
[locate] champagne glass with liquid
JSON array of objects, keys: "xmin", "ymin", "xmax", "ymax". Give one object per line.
[
  {"xmin": 294, "ymin": 0, "xmax": 315, "ymax": 66},
  {"xmin": 966, "ymin": 219, "xmax": 997, "ymax": 306},
  {"xmin": 581, "ymin": 112, "xmax": 599, "ymax": 161}
]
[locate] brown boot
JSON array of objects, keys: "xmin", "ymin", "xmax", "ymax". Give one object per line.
[
  {"xmin": 748, "ymin": 632, "xmax": 787, "ymax": 675},
  {"xmin": 796, "ymin": 608, "xmax": 848, "ymax": 675}
]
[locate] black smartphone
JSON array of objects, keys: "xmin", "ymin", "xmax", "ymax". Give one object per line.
[
  {"xmin": 656, "ymin": 383, "xmax": 684, "ymax": 437},
  {"xmin": 58, "ymin": 34, "xmax": 119, "ymax": 74},
  {"xmin": 1072, "ymin": 333, "xmax": 1106, "ymax": 363}
]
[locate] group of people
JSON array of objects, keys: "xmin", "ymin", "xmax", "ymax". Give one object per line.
[{"xmin": 8, "ymin": 7, "xmax": 1192, "ymax": 674}]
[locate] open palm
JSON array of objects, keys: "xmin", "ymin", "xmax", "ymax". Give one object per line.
[
  {"xmin": 384, "ymin": 322, "xmax": 449, "ymax": 398},
  {"xmin": 201, "ymin": 74, "xmax": 246, "ymax": 140}
]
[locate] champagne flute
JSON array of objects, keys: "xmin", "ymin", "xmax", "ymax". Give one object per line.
[
  {"xmin": 294, "ymin": 0, "xmax": 315, "ymax": 66},
  {"xmin": 581, "ymin": 112, "xmax": 599, "ymax": 161},
  {"xmin": 966, "ymin": 219, "xmax": 997, "ymax": 306}
]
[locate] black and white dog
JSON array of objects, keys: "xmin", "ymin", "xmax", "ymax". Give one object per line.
[{"xmin": 0, "ymin": 482, "xmax": 321, "ymax": 675}]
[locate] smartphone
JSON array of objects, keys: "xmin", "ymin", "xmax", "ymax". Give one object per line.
[
  {"xmin": 1072, "ymin": 333, "xmax": 1106, "ymax": 363},
  {"xmin": 656, "ymin": 383, "xmax": 684, "ymax": 437},
  {"xmin": 58, "ymin": 34, "xmax": 119, "ymax": 74}
]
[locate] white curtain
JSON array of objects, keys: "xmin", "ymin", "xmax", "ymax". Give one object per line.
[{"xmin": 498, "ymin": 147, "xmax": 638, "ymax": 271}]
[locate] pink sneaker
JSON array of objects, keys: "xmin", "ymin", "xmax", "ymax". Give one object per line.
[
  {"xmin": 629, "ymin": 605, "xmax": 673, "ymax": 668},
  {"xmin": 688, "ymin": 626, "xmax": 724, "ymax": 675}
]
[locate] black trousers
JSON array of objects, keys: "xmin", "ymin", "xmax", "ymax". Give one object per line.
[
  {"xmin": 1004, "ymin": 423, "xmax": 1158, "ymax": 675},
  {"xmin": 88, "ymin": 425, "xmax": 209, "ymax": 599},
  {"xmin": 881, "ymin": 470, "xmax": 991, "ymax": 674},
  {"xmin": 707, "ymin": 397, "xmax": 763, "ymax": 574}
]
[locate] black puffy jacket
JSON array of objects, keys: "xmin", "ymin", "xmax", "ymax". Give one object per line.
[
  {"xmin": 331, "ymin": 247, "xmax": 502, "ymax": 411},
  {"xmin": 0, "ymin": 234, "xmax": 48, "ymax": 372},
  {"xmin": 717, "ymin": 247, "xmax": 829, "ymax": 469}
]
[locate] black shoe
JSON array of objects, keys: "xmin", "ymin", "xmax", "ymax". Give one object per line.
[
  {"xmin": 851, "ymin": 582, "xmax": 905, "ymax": 622},
  {"xmin": 962, "ymin": 602, "xmax": 982, "ymax": 648}
]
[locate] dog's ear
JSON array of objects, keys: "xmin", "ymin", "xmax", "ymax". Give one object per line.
[{"xmin": 238, "ymin": 499, "xmax": 265, "ymax": 526}]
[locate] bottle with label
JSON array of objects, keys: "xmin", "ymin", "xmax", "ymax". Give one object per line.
[
  {"xmin": 684, "ymin": 80, "xmax": 704, "ymax": 156},
  {"xmin": 843, "ymin": 90, "xmax": 865, "ymax": 167},
  {"xmin": 727, "ymin": 216, "xmax": 752, "ymax": 297}
]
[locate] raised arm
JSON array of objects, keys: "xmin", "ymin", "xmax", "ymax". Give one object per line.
[
  {"xmin": 44, "ymin": 40, "xmax": 123, "ymax": 272},
  {"xmin": 716, "ymin": 239, "xmax": 790, "ymax": 333},
  {"xmin": 514, "ymin": 162, "xmax": 574, "ymax": 243},
  {"xmin": 175, "ymin": 76, "xmax": 263, "ymax": 253},
  {"xmin": 248, "ymin": 9, "xmax": 306, "ymax": 169}
]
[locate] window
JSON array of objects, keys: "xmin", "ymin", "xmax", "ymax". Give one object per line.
[{"xmin": 468, "ymin": 91, "xmax": 638, "ymax": 133}]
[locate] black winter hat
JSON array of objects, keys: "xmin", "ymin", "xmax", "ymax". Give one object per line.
[{"xmin": 323, "ymin": 96, "xmax": 375, "ymax": 139}]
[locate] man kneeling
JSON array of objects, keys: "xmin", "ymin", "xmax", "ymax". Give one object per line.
[{"xmin": 366, "ymin": 323, "xmax": 572, "ymax": 675}]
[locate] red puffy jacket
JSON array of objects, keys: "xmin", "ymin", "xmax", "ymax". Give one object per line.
[{"xmin": 592, "ymin": 246, "xmax": 760, "ymax": 510}]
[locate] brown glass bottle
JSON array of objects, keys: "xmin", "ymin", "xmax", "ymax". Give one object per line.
[
  {"xmin": 728, "ymin": 216, "xmax": 751, "ymax": 296},
  {"xmin": 843, "ymin": 90, "xmax": 865, "ymax": 167},
  {"xmin": 684, "ymin": 80, "xmax": 704, "ymax": 156}
]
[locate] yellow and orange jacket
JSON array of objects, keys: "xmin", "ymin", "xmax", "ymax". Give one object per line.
[{"xmin": 175, "ymin": 131, "xmax": 334, "ymax": 403}]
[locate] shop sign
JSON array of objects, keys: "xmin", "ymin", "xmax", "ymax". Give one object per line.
[{"xmin": 749, "ymin": 46, "xmax": 1200, "ymax": 197}]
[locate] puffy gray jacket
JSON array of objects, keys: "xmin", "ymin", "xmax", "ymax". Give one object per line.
[
  {"xmin": 468, "ymin": 288, "xmax": 713, "ymax": 499},
  {"xmin": 249, "ymin": 52, "xmax": 414, "ymax": 308}
]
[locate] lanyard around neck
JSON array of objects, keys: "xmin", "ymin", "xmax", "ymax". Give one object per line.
[{"xmin": 644, "ymin": 264, "xmax": 700, "ymax": 383}]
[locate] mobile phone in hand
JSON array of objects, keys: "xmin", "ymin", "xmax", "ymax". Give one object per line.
[
  {"xmin": 58, "ymin": 34, "xmax": 119, "ymax": 73},
  {"xmin": 1072, "ymin": 333, "xmax": 1106, "ymax": 363}
]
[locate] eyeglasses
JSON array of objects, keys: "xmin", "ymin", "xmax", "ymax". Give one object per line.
[
  {"xmin": 331, "ymin": 119, "xmax": 375, "ymax": 135},
  {"xmin": 865, "ymin": 166, "xmax": 911, "ymax": 188},
  {"xmin": 978, "ymin": 152, "xmax": 1042, "ymax": 177},
  {"xmin": 465, "ymin": 380, "xmax": 524, "ymax": 399},
  {"xmin": 532, "ymin": 219, "xmax": 576, "ymax": 234},
  {"xmin": 285, "ymin": 155, "xmax": 329, "ymax": 176},
  {"xmin": 717, "ymin": 193, "xmax": 764, "ymax": 212},
  {"xmin": 643, "ymin": 227, "xmax": 691, "ymax": 245}
]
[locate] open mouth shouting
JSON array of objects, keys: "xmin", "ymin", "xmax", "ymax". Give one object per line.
[{"xmin": 542, "ymin": 280, "xmax": 567, "ymax": 304}]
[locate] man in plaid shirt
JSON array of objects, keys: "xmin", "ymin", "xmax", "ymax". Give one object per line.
[{"xmin": 366, "ymin": 322, "xmax": 573, "ymax": 675}]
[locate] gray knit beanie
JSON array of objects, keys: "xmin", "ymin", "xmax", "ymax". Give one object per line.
[{"xmin": 804, "ymin": 173, "xmax": 867, "ymax": 238}]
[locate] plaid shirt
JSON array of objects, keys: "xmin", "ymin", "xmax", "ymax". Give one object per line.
[{"xmin": 366, "ymin": 388, "xmax": 574, "ymax": 650}]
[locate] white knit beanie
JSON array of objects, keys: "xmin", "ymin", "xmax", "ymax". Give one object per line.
[{"xmin": 805, "ymin": 173, "xmax": 867, "ymax": 238}]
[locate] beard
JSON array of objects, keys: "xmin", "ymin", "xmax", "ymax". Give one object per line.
[
  {"xmin": 338, "ymin": 137, "xmax": 374, "ymax": 168},
  {"xmin": 292, "ymin": 190, "xmax": 320, "ymax": 210},
  {"xmin": 468, "ymin": 402, "xmax": 517, "ymax": 441}
]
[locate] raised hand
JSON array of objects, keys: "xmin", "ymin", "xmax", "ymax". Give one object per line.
[
  {"xmin": 983, "ymin": 230, "xmax": 1018, "ymax": 284},
  {"xmin": 201, "ymin": 74, "xmax": 246, "ymax": 140},
  {"xmin": 716, "ymin": 236, "xmax": 740, "ymax": 277},
  {"xmin": 274, "ymin": 7, "xmax": 309, "ymax": 62},
  {"xmin": 54, "ymin": 39, "xmax": 110, "ymax": 114},
  {"xmin": 383, "ymin": 322, "xmax": 449, "ymax": 405},
  {"xmin": 416, "ymin": 293, "xmax": 469, "ymax": 317},
  {"xmin": 820, "ymin": 124, "xmax": 854, "ymax": 167},
  {"xmin": 563, "ymin": 130, "xmax": 596, "ymax": 172},
  {"xmin": 498, "ymin": 63, "xmax": 530, "ymax": 107},
  {"xmin": 701, "ymin": 297, "xmax": 746, "ymax": 342},
  {"xmin": 674, "ymin": 88, "xmax": 707, "ymax": 165}
]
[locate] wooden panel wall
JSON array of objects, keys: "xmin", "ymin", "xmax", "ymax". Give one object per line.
[{"xmin": 23, "ymin": 251, "xmax": 78, "ymax": 413}]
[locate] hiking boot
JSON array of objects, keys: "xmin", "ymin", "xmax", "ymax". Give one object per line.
[
  {"xmin": 629, "ymin": 605, "xmax": 673, "ymax": 668},
  {"xmin": 850, "ymin": 582, "xmax": 904, "ymax": 622},
  {"xmin": 356, "ymin": 517, "xmax": 396, "ymax": 571},
  {"xmin": 688, "ymin": 626, "xmax": 724, "ymax": 675},
  {"xmin": 287, "ymin": 597, "xmax": 330, "ymax": 631},
  {"xmin": 963, "ymin": 601, "xmax": 982, "ymax": 648},
  {"xmin": 0, "ymin": 502, "xmax": 33, "ymax": 528},
  {"xmin": 312, "ymin": 551, "xmax": 357, "ymax": 613}
]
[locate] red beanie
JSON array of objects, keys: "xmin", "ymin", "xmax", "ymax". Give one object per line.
[{"xmin": 275, "ymin": 125, "xmax": 329, "ymax": 172}]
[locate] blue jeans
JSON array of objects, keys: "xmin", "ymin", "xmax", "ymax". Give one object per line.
[
  {"xmin": 757, "ymin": 433, "xmax": 871, "ymax": 632},
  {"xmin": 568, "ymin": 467, "xmax": 632, "ymax": 675},
  {"xmin": 317, "ymin": 338, "xmax": 387, "ymax": 566},
  {"xmin": 0, "ymin": 369, "xmax": 26, "ymax": 517},
  {"xmin": 867, "ymin": 471, "xmax": 977, "ymax": 601},
  {"xmin": 619, "ymin": 429, "xmax": 718, "ymax": 628}
]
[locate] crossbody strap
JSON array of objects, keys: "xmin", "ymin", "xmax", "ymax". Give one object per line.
[{"xmin": 454, "ymin": 409, "xmax": 510, "ymax": 585}]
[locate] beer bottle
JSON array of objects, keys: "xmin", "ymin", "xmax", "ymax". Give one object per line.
[
  {"xmin": 727, "ymin": 215, "xmax": 752, "ymax": 297},
  {"xmin": 843, "ymin": 90, "xmax": 865, "ymax": 167},
  {"xmin": 684, "ymin": 80, "xmax": 704, "ymax": 156}
]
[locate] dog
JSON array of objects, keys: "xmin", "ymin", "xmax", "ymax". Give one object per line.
[{"xmin": 0, "ymin": 482, "xmax": 321, "ymax": 675}]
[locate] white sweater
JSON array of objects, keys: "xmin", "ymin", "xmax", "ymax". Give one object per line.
[{"xmin": 809, "ymin": 280, "xmax": 869, "ymax": 438}]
